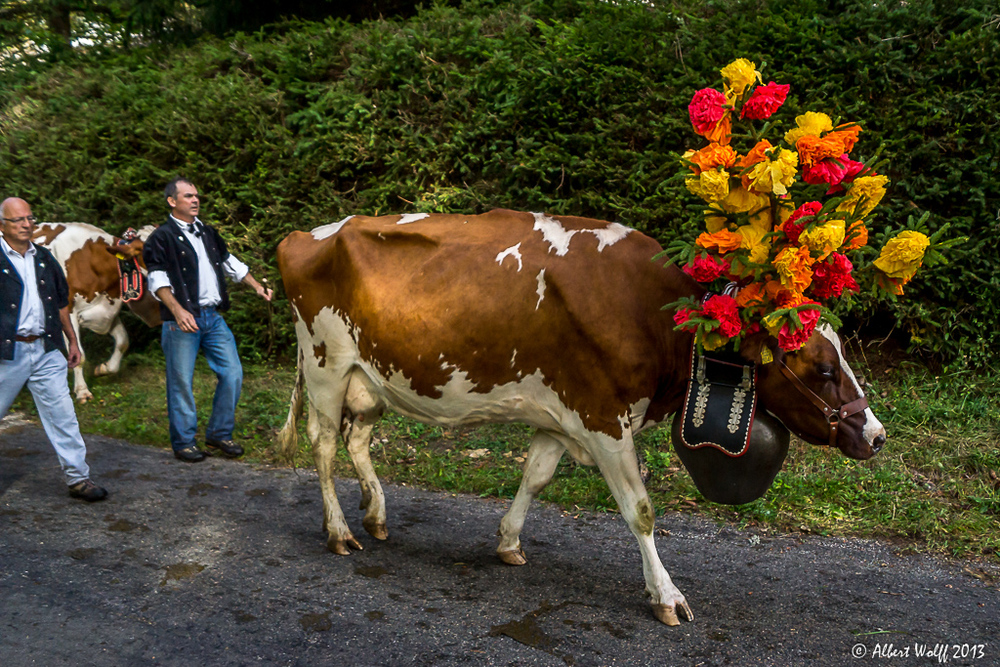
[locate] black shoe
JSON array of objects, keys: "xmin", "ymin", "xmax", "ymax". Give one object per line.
[
  {"xmin": 68, "ymin": 479, "xmax": 109, "ymax": 502},
  {"xmin": 174, "ymin": 445, "xmax": 207, "ymax": 462},
  {"xmin": 205, "ymin": 439, "xmax": 244, "ymax": 459}
]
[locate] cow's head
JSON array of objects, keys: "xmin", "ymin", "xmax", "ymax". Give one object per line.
[{"xmin": 741, "ymin": 324, "xmax": 885, "ymax": 460}]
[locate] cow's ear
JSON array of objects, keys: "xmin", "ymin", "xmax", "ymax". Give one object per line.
[{"xmin": 740, "ymin": 331, "xmax": 779, "ymax": 366}]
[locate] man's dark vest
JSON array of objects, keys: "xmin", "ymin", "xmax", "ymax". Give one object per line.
[
  {"xmin": 142, "ymin": 217, "xmax": 232, "ymax": 322},
  {"xmin": 0, "ymin": 244, "xmax": 70, "ymax": 361}
]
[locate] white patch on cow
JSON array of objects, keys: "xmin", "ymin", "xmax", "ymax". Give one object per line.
[
  {"xmin": 396, "ymin": 213, "xmax": 430, "ymax": 225},
  {"xmin": 534, "ymin": 269, "xmax": 546, "ymax": 310},
  {"xmin": 817, "ymin": 324, "xmax": 885, "ymax": 445},
  {"xmin": 532, "ymin": 212, "xmax": 632, "ymax": 257},
  {"xmin": 495, "ymin": 243, "xmax": 523, "ymax": 272},
  {"xmin": 311, "ymin": 216, "xmax": 355, "ymax": 240},
  {"xmin": 532, "ymin": 213, "xmax": 576, "ymax": 256},
  {"xmin": 593, "ymin": 223, "xmax": 632, "ymax": 251},
  {"xmin": 628, "ymin": 397, "xmax": 652, "ymax": 433}
]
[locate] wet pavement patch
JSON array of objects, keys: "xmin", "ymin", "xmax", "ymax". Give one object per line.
[
  {"xmin": 299, "ymin": 612, "xmax": 332, "ymax": 632},
  {"xmin": 67, "ymin": 548, "xmax": 98, "ymax": 560},
  {"xmin": 188, "ymin": 482, "xmax": 216, "ymax": 497},
  {"xmin": 160, "ymin": 562, "xmax": 206, "ymax": 586},
  {"xmin": 355, "ymin": 565, "xmax": 390, "ymax": 579}
]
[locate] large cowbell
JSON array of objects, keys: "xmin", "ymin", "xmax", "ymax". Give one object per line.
[{"xmin": 671, "ymin": 348, "xmax": 790, "ymax": 505}]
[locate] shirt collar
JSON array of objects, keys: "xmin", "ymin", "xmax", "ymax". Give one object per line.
[
  {"xmin": 0, "ymin": 235, "xmax": 36, "ymax": 259},
  {"xmin": 169, "ymin": 215, "xmax": 202, "ymax": 233}
]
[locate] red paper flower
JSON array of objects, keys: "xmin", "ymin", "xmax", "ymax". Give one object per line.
[
  {"xmin": 780, "ymin": 201, "xmax": 822, "ymax": 244},
  {"xmin": 689, "ymin": 88, "xmax": 728, "ymax": 135},
  {"xmin": 777, "ymin": 306, "xmax": 822, "ymax": 351},
  {"xmin": 740, "ymin": 82, "xmax": 790, "ymax": 120},
  {"xmin": 683, "ymin": 254, "xmax": 731, "ymax": 283},
  {"xmin": 810, "ymin": 253, "xmax": 859, "ymax": 300},
  {"xmin": 702, "ymin": 294, "xmax": 743, "ymax": 338},
  {"xmin": 673, "ymin": 307, "xmax": 695, "ymax": 327},
  {"xmin": 825, "ymin": 157, "xmax": 868, "ymax": 194}
]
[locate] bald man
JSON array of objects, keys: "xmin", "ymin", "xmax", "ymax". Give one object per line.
[{"xmin": 0, "ymin": 197, "xmax": 108, "ymax": 501}]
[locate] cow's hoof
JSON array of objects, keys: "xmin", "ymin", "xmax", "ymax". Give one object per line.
[
  {"xmin": 497, "ymin": 547, "xmax": 527, "ymax": 566},
  {"xmin": 327, "ymin": 536, "xmax": 364, "ymax": 555},
  {"xmin": 363, "ymin": 517, "xmax": 388, "ymax": 541},
  {"xmin": 94, "ymin": 364, "xmax": 110, "ymax": 377},
  {"xmin": 76, "ymin": 393, "xmax": 93, "ymax": 404},
  {"xmin": 651, "ymin": 601, "xmax": 694, "ymax": 626}
]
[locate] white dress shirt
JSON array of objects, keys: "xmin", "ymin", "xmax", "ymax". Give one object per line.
[
  {"xmin": 148, "ymin": 216, "xmax": 249, "ymax": 307},
  {"xmin": 1, "ymin": 236, "xmax": 46, "ymax": 336}
]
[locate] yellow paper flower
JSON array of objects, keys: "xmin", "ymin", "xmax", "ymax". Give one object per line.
[
  {"xmin": 873, "ymin": 230, "xmax": 929, "ymax": 282},
  {"xmin": 720, "ymin": 59, "xmax": 762, "ymax": 97},
  {"xmin": 799, "ymin": 219, "xmax": 846, "ymax": 260},
  {"xmin": 784, "ymin": 111, "xmax": 834, "ymax": 146},
  {"xmin": 735, "ymin": 224, "xmax": 771, "ymax": 264},
  {"xmin": 774, "ymin": 244, "xmax": 815, "ymax": 293},
  {"xmin": 747, "ymin": 148, "xmax": 798, "ymax": 196},
  {"xmin": 685, "ymin": 169, "xmax": 731, "ymax": 203},
  {"xmin": 836, "ymin": 174, "xmax": 889, "ymax": 217}
]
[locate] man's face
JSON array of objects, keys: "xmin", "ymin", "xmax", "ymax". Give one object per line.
[
  {"xmin": 168, "ymin": 182, "xmax": 200, "ymax": 222},
  {"xmin": 0, "ymin": 200, "xmax": 36, "ymax": 248}
]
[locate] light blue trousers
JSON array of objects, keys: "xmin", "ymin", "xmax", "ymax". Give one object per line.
[{"xmin": 0, "ymin": 340, "xmax": 91, "ymax": 485}]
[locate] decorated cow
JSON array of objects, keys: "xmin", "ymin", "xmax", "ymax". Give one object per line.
[
  {"xmin": 32, "ymin": 223, "xmax": 160, "ymax": 402},
  {"xmin": 274, "ymin": 209, "xmax": 886, "ymax": 626}
]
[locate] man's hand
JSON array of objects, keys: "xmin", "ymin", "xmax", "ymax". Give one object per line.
[
  {"xmin": 156, "ymin": 286, "xmax": 199, "ymax": 332},
  {"xmin": 174, "ymin": 308, "xmax": 199, "ymax": 332},
  {"xmin": 243, "ymin": 274, "xmax": 273, "ymax": 302},
  {"xmin": 67, "ymin": 341, "xmax": 82, "ymax": 369}
]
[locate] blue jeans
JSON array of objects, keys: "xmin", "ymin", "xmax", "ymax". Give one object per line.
[{"xmin": 161, "ymin": 308, "xmax": 243, "ymax": 451}]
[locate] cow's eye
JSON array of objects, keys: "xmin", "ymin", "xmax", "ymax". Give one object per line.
[{"xmin": 817, "ymin": 363, "xmax": 836, "ymax": 379}]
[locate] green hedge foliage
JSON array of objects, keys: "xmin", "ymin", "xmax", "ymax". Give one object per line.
[{"xmin": 0, "ymin": 0, "xmax": 997, "ymax": 365}]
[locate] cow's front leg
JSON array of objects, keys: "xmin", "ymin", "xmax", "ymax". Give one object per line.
[
  {"xmin": 497, "ymin": 429, "xmax": 565, "ymax": 565},
  {"xmin": 308, "ymin": 402, "xmax": 363, "ymax": 555},
  {"xmin": 94, "ymin": 316, "xmax": 129, "ymax": 377},
  {"xmin": 66, "ymin": 312, "xmax": 93, "ymax": 403},
  {"xmin": 592, "ymin": 435, "xmax": 694, "ymax": 626}
]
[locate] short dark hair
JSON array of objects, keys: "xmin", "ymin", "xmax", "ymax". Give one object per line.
[{"xmin": 164, "ymin": 177, "xmax": 195, "ymax": 206}]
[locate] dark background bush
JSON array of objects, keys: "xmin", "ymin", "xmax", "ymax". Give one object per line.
[{"xmin": 1, "ymin": 0, "xmax": 996, "ymax": 365}]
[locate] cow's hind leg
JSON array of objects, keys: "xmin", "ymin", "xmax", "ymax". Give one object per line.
[
  {"xmin": 590, "ymin": 435, "xmax": 694, "ymax": 626},
  {"xmin": 341, "ymin": 371, "xmax": 387, "ymax": 541},
  {"xmin": 94, "ymin": 316, "xmax": 128, "ymax": 377},
  {"xmin": 497, "ymin": 429, "xmax": 564, "ymax": 565},
  {"xmin": 308, "ymin": 401, "xmax": 363, "ymax": 555}
]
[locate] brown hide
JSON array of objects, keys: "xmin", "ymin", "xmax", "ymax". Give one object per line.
[{"xmin": 280, "ymin": 210, "xmax": 694, "ymax": 439}]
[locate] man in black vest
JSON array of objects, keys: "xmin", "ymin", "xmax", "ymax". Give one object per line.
[
  {"xmin": 143, "ymin": 178, "xmax": 273, "ymax": 462},
  {"xmin": 0, "ymin": 197, "xmax": 108, "ymax": 501}
]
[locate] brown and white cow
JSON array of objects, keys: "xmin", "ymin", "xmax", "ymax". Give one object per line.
[
  {"xmin": 275, "ymin": 209, "xmax": 885, "ymax": 626},
  {"xmin": 33, "ymin": 223, "xmax": 161, "ymax": 402}
]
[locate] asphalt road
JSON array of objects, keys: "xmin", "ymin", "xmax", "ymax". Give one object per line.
[{"xmin": 1, "ymin": 419, "xmax": 998, "ymax": 667}]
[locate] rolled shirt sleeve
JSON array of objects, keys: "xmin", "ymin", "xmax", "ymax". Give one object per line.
[
  {"xmin": 148, "ymin": 270, "xmax": 172, "ymax": 300},
  {"xmin": 222, "ymin": 254, "xmax": 249, "ymax": 283}
]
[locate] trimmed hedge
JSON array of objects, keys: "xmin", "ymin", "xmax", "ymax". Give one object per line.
[{"xmin": 0, "ymin": 0, "xmax": 996, "ymax": 364}]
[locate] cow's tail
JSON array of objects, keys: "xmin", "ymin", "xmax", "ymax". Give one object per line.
[{"xmin": 276, "ymin": 346, "xmax": 307, "ymax": 462}]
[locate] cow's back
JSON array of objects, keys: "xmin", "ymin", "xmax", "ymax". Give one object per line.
[{"xmin": 278, "ymin": 210, "xmax": 695, "ymax": 436}]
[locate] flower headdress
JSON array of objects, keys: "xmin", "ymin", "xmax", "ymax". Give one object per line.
[{"xmin": 664, "ymin": 59, "xmax": 957, "ymax": 353}]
